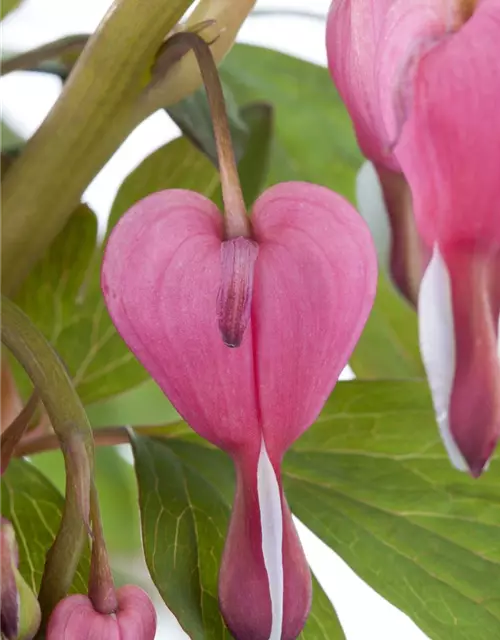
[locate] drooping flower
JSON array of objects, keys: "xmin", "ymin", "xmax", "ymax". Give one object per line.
[
  {"xmin": 327, "ymin": 0, "xmax": 500, "ymax": 475},
  {"xmin": 1, "ymin": 518, "xmax": 41, "ymax": 640},
  {"xmin": 102, "ymin": 181, "xmax": 377, "ymax": 638},
  {"xmin": 46, "ymin": 586, "xmax": 156, "ymax": 640}
]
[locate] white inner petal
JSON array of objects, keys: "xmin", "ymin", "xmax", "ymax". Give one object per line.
[
  {"xmin": 418, "ymin": 245, "xmax": 468, "ymax": 471},
  {"xmin": 355, "ymin": 160, "xmax": 391, "ymax": 268},
  {"xmin": 257, "ymin": 439, "xmax": 284, "ymax": 640}
]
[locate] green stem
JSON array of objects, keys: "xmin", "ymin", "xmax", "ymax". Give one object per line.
[
  {"xmin": 1, "ymin": 0, "xmax": 195, "ymax": 295},
  {"xmin": 1, "ymin": 297, "xmax": 93, "ymax": 633},
  {"xmin": 1, "ymin": 392, "xmax": 39, "ymax": 473},
  {"xmin": 151, "ymin": 32, "xmax": 249, "ymax": 238},
  {"xmin": 1, "ymin": 35, "xmax": 89, "ymax": 75}
]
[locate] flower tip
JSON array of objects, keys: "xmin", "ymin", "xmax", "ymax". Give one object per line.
[
  {"xmin": 47, "ymin": 586, "xmax": 156, "ymax": 640},
  {"xmin": 217, "ymin": 237, "xmax": 259, "ymax": 348}
]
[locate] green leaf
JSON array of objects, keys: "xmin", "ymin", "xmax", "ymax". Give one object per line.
[
  {"xmin": 0, "ymin": 0, "xmax": 22, "ymax": 20},
  {"xmin": 1, "ymin": 458, "xmax": 90, "ymax": 594},
  {"xmin": 130, "ymin": 432, "xmax": 231, "ymax": 640},
  {"xmin": 237, "ymin": 103, "xmax": 274, "ymax": 208},
  {"xmin": 86, "ymin": 379, "xmax": 179, "ymax": 427},
  {"xmin": 282, "ymin": 380, "xmax": 500, "ymax": 640},
  {"xmin": 166, "ymin": 83, "xmax": 249, "ymax": 166},
  {"xmin": 131, "ymin": 432, "xmax": 345, "ymax": 639},
  {"xmin": 15, "ymin": 204, "xmax": 98, "ymax": 346},
  {"xmin": 12, "ymin": 204, "xmax": 143, "ymax": 405},
  {"xmin": 220, "ymin": 44, "xmax": 361, "ymax": 203},
  {"xmin": 350, "ymin": 275, "xmax": 424, "ymax": 378},
  {"xmin": 299, "ymin": 575, "xmax": 346, "ymax": 640}
]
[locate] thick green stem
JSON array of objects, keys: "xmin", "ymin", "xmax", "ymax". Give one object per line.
[
  {"xmin": 1, "ymin": 0, "xmax": 195, "ymax": 295},
  {"xmin": 1, "ymin": 297, "xmax": 93, "ymax": 632}
]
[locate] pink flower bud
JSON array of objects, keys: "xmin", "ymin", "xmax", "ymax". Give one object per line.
[
  {"xmin": 46, "ymin": 586, "xmax": 156, "ymax": 640},
  {"xmin": 327, "ymin": 0, "xmax": 500, "ymax": 475},
  {"xmin": 102, "ymin": 181, "xmax": 377, "ymax": 637},
  {"xmin": 1, "ymin": 518, "xmax": 41, "ymax": 640}
]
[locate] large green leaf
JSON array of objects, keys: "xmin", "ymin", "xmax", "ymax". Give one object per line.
[
  {"xmin": 237, "ymin": 103, "xmax": 274, "ymax": 208},
  {"xmin": 220, "ymin": 44, "xmax": 361, "ymax": 203},
  {"xmin": 166, "ymin": 83, "xmax": 249, "ymax": 167},
  {"xmin": 143, "ymin": 380, "xmax": 500, "ymax": 640},
  {"xmin": 86, "ymin": 379, "xmax": 179, "ymax": 427},
  {"xmin": 12, "ymin": 204, "xmax": 145, "ymax": 404},
  {"xmin": 130, "ymin": 432, "xmax": 345, "ymax": 639},
  {"xmin": 284, "ymin": 380, "xmax": 500, "ymax": 640},
  {"xmin": 1, "ymin": 458, "xmax": 90, "ymax": 594}
]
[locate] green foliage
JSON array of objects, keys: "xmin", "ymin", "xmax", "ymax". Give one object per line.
[
  {"xmin": 31, "ymin": 447, "xmax": 141, "ymax": 554},
  {"xmin": 131, "ymin": 431, "xmax": 345, "ymax": 639},
  {"xmin": 1, "ymin": 458, "xmax": 90, "ymax": 594},
  {"xmin": 350, "ymin": 275, "xmax": 424, "ymax": 378},
  {"xmin": 167, "ymin": 83, "xmax": 249, "ymax": 166},
  {"xmin": 220, "ymin": 44, "xmax": 361, "ymax": 203}
]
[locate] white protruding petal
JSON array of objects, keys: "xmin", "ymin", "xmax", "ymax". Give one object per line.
[
  {"xmin": 257, "ymin": 439, "xmax": 283, "ymax": 640},
  {"xmin": 356, "ymin": 161, "xmax": 391, "ymax": 268},
  {"xmin": 418, "ymin": 245, "xmax": 468, "ymax": 471}
]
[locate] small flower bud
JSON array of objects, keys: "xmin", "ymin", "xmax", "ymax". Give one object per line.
[
  {"xmin": 1, "ymin": 518, "xmax": 41, "ymax": 640},
  {"xmin": 46, "ymin": 586, "xmax": 157, "ymax": 640}
]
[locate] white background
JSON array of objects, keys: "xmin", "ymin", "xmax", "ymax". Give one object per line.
[{"xmin": 1, "ymin": 1, "xmax": 428, "ymax": 638}]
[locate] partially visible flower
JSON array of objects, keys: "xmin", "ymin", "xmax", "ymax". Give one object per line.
[
  {"xmin": 327, "ymin": 0, "xmax": 500, "ymax": 475},
  {"xmin": 46, "ymin": 586, "xmax": 156, "ymax": 640},
  {"xmin": 102, "ymin": 181, "xmax": 377, "ymax": 638},
  {"xmin": 1, "ymin": 518, "xmax": 41, "ymax": 640}
]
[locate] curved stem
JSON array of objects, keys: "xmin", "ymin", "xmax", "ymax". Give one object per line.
[
  {"xmin": 1, "ymin": 297, "xmax": 93, "ymax": 633},
  {"xmin": 88, "ymin": 483, "xmax": 118, "ymax": 614},
  {"xmin": 151, "ymin": 32, "xmax": 249, "ymax": 238},
  {"xmin": 1, "ymin": 35, "xmax": 89, "ymax": 76},
  {"xmin": 1, "ymin": 392, "xmax": 39, "ymax": 473}
]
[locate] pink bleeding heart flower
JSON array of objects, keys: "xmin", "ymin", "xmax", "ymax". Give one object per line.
[
  {"xmin": 46, "ymin": 586, "xmax": 156, "ymax": 640},
  {"xmin": 327, "ymin": 0, "xmax": 500, "ymax": 476},
  {"xmin": 102, "ymin": 181, "xmax": 377, "ymax": 639}
]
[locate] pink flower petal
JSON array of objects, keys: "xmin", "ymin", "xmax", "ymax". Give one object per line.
[
  {"xmin": 419, "ymin": 244, "xmax": 500, "ymax": 476},
  {"xmin": 102, "ymin": 189, "xmax": 260, "ymax": 454},
  {"xmin": 251, "ymin": 182, "xmax": 377, "ymax": 460},
  {"xmin": 219, "ymin": 445, "xmax": 311, "ymax": 640},
  {"xmin": 394, "ymin": 0, "xmax": 500, "ymax": 247},
  {"xmin": 326, "ymin": 0, "xmax": 398, "ymax": 170},
  {"xmin": 116, "ymin": 586, "xmax": 157, "ymax": 640}
]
